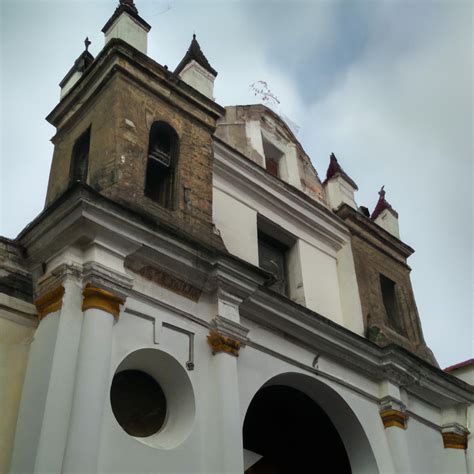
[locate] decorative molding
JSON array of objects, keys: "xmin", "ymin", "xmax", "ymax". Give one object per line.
[
  {"xmin": 380, "ymin": 408, "xmax": 408, "ymax": 429},
  {"xmin": 207, "ymin": 330, "xmax": 241, "ymax": 357},
  {"xmin": 35, "ymin": 285, "xmax": 65, "ymax": 321},
  {"xmin": 214, "ymin": 139, "xmax": 349, "ymax": 252},
  {"xmin": 82, "ymin": 261, "xmax": 133, "ymax": 299},
  {"xmin": 211, "ymin": 315, "xmax": 249, "ymax": 344},
  {"xmin": 37, "ymin": 263, "xmax": 82, "ymax": 297},
  {"xmin": 134, "ymin": 265, "xmax": 202, "ymax": 302},
  {"xmin": 441, "ymin": 424, "xmax": 469, "ymax": 450},
  {"xmin": 240, "ymin": 290, "xmax": 474, "ymax": 408},
  {"xmin": 82, "ymin": 284, "xmax": 125, "ymax": 319}
]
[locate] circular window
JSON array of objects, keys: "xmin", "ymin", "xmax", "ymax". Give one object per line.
[
  {"xmin": 110, "ymin": 348, "xmax": 195, "ymax": 449},
  {"xmin": 110, "ymin": 370, "xmax": 167, "ymax": 437}
]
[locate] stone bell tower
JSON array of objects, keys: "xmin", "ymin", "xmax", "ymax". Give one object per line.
[{"xmin": 45, "ymin": 0, "xmax": 224, "ymax": 245}]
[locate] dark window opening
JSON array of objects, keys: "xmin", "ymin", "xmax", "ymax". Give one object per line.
[
  {"xmin": 380, "ymin": 274, "xmax": 404, "ymax": 334},
  {"xmin": 145, "ymin": 121, "xmax": 179, "ymax": 209},
  {"xmin": 70, "ymin": 127, "xmax": 91, "ymax": 184},
  {"xmin": 265, "ymin": 157, "xmax": 279, "ymax": 177},
  {"xmin": 243, "ymin": 385, "xmax": 351, "ymax": 474},
  {"xmin": 110, "ymin": 369, "xmax": 167, "ymax": 438},
  {"xmin": 262, "ymin": 137, "xmax": 283, "ymax": 178},
  {"xmin": 258, "ymin": 233, "xmax": 288, "ymax": 296}
]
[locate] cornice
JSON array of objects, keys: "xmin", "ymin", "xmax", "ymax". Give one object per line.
[
  {"xmin": 241, "ymin": 288, "xmax": 474, "ymax": 408},
  {"xmin": 214, "ymin": 140, "xmax": 348, "ymax": 252},
  {"xmin": 47, "ymin": 39, "xmax": 223, "ymax": 133},
  {"xmin": 336, "ymin": 203, "xmax": 414, "ymax": 260},
  {"xmin": 14, "ymin": 185, "xmax": 473, "ymax": 409}
]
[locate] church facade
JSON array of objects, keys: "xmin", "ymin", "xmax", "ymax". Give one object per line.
[{"xmin": 1, "ymin": 1, "xmax": 473, "ymax": 473}]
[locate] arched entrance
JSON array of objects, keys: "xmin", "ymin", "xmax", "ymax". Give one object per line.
[{"xmin": 242, "ymin": 373, "xmax": 379, "ymax": 474}]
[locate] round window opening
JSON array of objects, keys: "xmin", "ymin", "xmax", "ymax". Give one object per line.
[{"xmin": 110, "ymin": 370, "xmax": 167, "ymax": 438}]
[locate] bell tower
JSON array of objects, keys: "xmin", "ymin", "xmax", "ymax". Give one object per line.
[{"xmin": 45, "ymin": 0, "xmax": 224, "ymax": 244}]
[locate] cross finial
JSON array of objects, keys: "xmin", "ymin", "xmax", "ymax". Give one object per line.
[
  {"xmin": 84, "ymin": 37, "xmax": 91, "ymax": 51},
  {"xmin": 378, "ymin": 185, "xmax": 386, "ymax": 199},
  {"xmin": 193, "ymin": 33, "xmax": 196, "ymax": 40}
]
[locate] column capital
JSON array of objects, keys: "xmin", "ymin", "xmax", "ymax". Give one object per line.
[
  {"xmin": 207, "ymin": 316, "xmax": 250, "ymax": 357},
  {"xmin": 441, "ymin": 423, "xmax": 469, "ymax": 450},
  {"xmin": 35, "ymin": 285, "xmax": 65, "ymax": 321},
  {"xmin": 379, "ymin": 396, "xmax": 408, "ymax": 429},
  {"xmin": 207, "ymin": 330, "xmax": 241, "ymax": 357},
  {"xmin": 82, "ymin": 284, "xmax": 125, "ymax": 319}
]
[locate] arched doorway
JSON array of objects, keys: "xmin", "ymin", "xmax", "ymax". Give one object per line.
[{"xmin": 242, "ymin": 373, "xmax": 379, "ymax": 474}]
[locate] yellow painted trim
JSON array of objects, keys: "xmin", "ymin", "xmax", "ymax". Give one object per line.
[
  {"xmin": 380, "ymin": 409, "xmax": 408, "ymax": 429},
  {"xmin": 82, "ymin": 285, "xmax": 124, "ymax": 319},
  {"xmin": 207, "ymin": 330, "xmax": 241, "ymax": 357},
  {"xmin": 35, "ymin": 286, "xmax": 65, "ymax": 321},
  {"xmin": 442, "ymin": 432, "xmax": 467, "ymax": 450}
]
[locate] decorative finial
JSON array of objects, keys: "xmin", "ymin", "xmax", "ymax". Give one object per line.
[
  {"xmin": 84, "ymin": 37, "xmax": 91, "ymax": 51},
  {"xmin": 193, "ymin": 33, "xmax": 196, "ymax": 40},
  {"xmin": 378, "ymin": 185, "xmax": 386, "ymax": 199},
  {"xmin": 118, "ymin": 0, "xmax": 138, "ymax": 14}
]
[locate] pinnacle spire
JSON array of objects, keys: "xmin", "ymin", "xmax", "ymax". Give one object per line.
[
  {"xmin": 370, "ymin": 185, "xmax": 398, "ymax": 220},
  {"xmin": 324, "ymin": 153, "xmax": 358, "ymax": 190},
  {"xmin": 175, "ymin": 34, "xmax": 218, "ymax": 77},
  {"xmin": 102, "ymin": 0, "xmax": 151, "ymax": 35}
]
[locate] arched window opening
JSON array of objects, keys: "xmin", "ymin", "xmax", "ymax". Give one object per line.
[
  {"xmin": 145, "ymin": 122, "xmax": 179, "ymax": 209},
  {"xmin": 70, "ymin": 126, "xmax": 91, "ymax": 184},
  {"xmin": 243, "ymin": 385, "xmax": 352, "ymax": 474}
]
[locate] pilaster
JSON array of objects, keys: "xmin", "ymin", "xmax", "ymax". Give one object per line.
[
  {"xmin": 62, "ymin": 283, "xmax": 125, "ymax": 473},
  {"xmin": 206, "ymin": 288, "xmax": 249, "ymax": 474},
  {"xmin": 441, "ymin": 423, "xmax": 469, "ymax": 474},
  {"xmin": 379, "ymin": 391, "xmax": 412, "ymax": 474},
  {"xmin": 11, "ymin": 266, "xmax": 83, "ymax": 474}
]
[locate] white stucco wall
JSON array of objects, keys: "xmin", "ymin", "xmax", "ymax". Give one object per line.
[
  {"xmin": 325, "ymin": 176, "xmax": 358, "ymax": 210},
  {"xmin": 374, "ymin": 208, "xmax": 400, "ymax": 238},
  {"xmin": 336, "ymin": 242, "xmax": 365, "ymax": 335},
  {"xmin": 213, "ymin": 187, "xmax": 259, "ymax": 265},
  {"xmin": 298, "ymin": 239, "xmax": 344, "ymax": 325},
  {"xmin": 179, "ymin": 60, "xmax": 215, "ymax": 99},
  {"xmin": 104, "ymin": 13, "xmax": 148, "ymax": 54}
]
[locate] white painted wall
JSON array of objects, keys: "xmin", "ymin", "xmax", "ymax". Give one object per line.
[
  {"xmin": 104, "ymin": 13, "xmax": 148, "ymax": 54},
  {"xmin": 374, "ymin": 208, "xmax": 400, "ymax": 238},
  {"xmin": 325, "ymin": 176, "xmax": 358, "ymax": 210},
  {"xmin": 283, "ymin": 142, "xmax": 302, "ymax": 190},
  {"xmin": 213, "ymin": 187, "xmax": 259, "ymax": 265},
  {"xmin": 60, "ymin": 71, "xmax": 82, "ymax": 99},
  {"xmin": 179, "ymin": 60, "xmax": 215, "ymax": 99},
  {"xmin": 298, "ymin": 239, "xmax": 344, "ymax": 325},
  {"xmin": 245, "ymin": 121, "xmax": 265, "ymax": 161},
  {"xmin": 336, "ymin": 242, "xmax": 365, "ymax": 335}
]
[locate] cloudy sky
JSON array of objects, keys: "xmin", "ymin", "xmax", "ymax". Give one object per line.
[{"xmin": 1, "ymin": 0, "xmax": 472, "ymax": 368}]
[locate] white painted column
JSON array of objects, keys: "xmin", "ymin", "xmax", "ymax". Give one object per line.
[
  {"xmin": 33, "ymin": 278, "xmax": 84, "ymax": 473},
  {"xmin": 378, "ymin": 389, "xmax": 413, "ymax": 474},
  {"xmin": 11, "ymin": 279, "xmax": 84, "ymax": 474},
  {"xmin": 211, "ymin": 348, "xmax": 244, "ymax": 473},
  {"xmin": 206, "ymin": 291, "xmax": 249, "ymax": 474},
  {"xmin": 441, "ymin": 423, "xmax": 469, "ymax": 474},
  {"xmin": 62, "ymin": 286, "xmax": 124, "ymax": 474}
]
